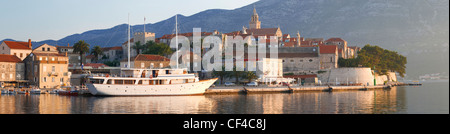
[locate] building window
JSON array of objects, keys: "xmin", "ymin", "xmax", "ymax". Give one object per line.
[
  {"xmin": 52, "ymin": 77, "xmax": 55, "ymax": 82},
  {"xmin": 20, "ymin": 53, "xmax": 23, "ymax": 58},
  {"xmin": 43, "ymin": 77, "xmax": 47, "ymax": 82},
  {"xmin": 1, "ymin": 73, "xmax": 4, "ymax": 79},
  {"xmin": 160, "ymin": 63, "xmax": 163, "ymax": 68},
  {"xmin": 60, "ymin": 78, "xmax": 64, "ymax": 82},
  {"xmin": 52, "ymin": 66, "xmax": 55, "ymax": 72},
  {"xmin": 309, "ymin": 59, "xmax": 313, "ymax": 62},
  {"xmin": 60, "ymin": 66, "xmax": 64, "ymax": 72},
  {"xmin": 42, "ymin": 48, "xmax": 45, "ymax": 51},
  {"xmin": 290, "ymin": 60, "xmax": 294, "ymax": 62},
  {"xmin": 9, "ymin": 74, "xmax": 13, "ymax": 79},
  {"xmin": 52, "ymin": 57, "xmax": 55, "ymax": 61},
  {"xmin": 43, "ymin": 66, "xmax": 47, "ymax": 72},
  {"xmin": 47, "ymin": 48, "xmax": 50, "ymax": 51},
  {"xmin": 300, "ymin": 60, "xmax": 303, "ymax": 62},
  {"xmin": 141, "ymin": 63, "xmax": 145, "ymax": 68},
  {"xmin": 39, "ymin": 57, "xmax": 42, "ymax": 61},
  {"xmin": 14, "ymin": 53, "xmax": 17, "ymax": 56}
]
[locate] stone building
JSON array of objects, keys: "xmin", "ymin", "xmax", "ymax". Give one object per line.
[
  {"xmin": 325, "ymin": 38, "xmax": 348, "ymax": 59},
  {"xmin": 56, "ymin": 44, "xmax": 84, "ymax": 67},
  {"xmin": 120, "ymin": 54, "xmax": 170, "ymax": 69},
  {"xmin": 319, "ymin": 45, "xmax": 338, "ymax": 69},
  {"xmin": 0, "ymin": 40, "xmax": 32, "ymax": 60},
  {"xmin": 122, "ymin": 32, "xmax": 156, "ymax": 58},
  {"xmin": 24, "ymin": 46, "xmax": 70, "ymax": 89},
  {"xmin": 0, "ymin": 54, "xmax": 25, "ymax": 88},
  {"xmin": 278, "ymin": 47, "xmax": 320, "ymax": 74}
]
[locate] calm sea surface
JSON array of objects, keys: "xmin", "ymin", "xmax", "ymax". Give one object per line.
[{"xmin": 0, "ymin": 81, "xmax": 448, "ymax": 114}]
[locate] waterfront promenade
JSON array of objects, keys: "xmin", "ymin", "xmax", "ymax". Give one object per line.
[{"xmin": 205, "ymin": 85, "xmax": 389, "ymax": 94}]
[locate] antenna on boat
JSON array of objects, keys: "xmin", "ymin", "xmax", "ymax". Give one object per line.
[
  {"xmin": 176, "ymin": 14, "xmax": 178, "ymax": 69},
  {"xmin": 128, "ymin": 13, "xmax": 131, "ymax": 69}
]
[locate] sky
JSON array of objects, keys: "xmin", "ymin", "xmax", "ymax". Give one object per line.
[{"xmin": 0, "ymin": 0, "xmax": 258, "ymax": 42}]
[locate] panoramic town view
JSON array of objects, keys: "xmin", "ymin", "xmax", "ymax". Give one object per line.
[{"xmin": 0, "ymin": 0, "xmax": 448, "ymax": 124}]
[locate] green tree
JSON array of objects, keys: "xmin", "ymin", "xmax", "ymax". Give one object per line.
[
  {"xmin": 243, "ymin": 71, "xmax": 258, "ymax": 83},
  {"xmin": 212, "ymin": 66, "xmax": 228, "ymax": 85},
  {"xmin": 73, "ymin": 40, "xmax": 90, "ymax": 66},
  {"xmin": 142, "ymin": 41, "xmax": 174, "ymax": 57},
  {"xmin": 90, "ymin": 46, "xmax": 103, "ymax": 63},
  {"xmin": 226, "ymin": 67, "xmax": 244, "ymax": 85},
  {"xmin": 132, "ymin": 41, "xmax": 146, "ymax": 55},
  {"xmin": 340, "ymin": 44, "xmax": 407, "ymax": 77}
]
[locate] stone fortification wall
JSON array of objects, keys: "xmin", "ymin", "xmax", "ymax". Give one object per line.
[{"xmin": 318, "ymin": 67, "xmax": 397, "ymax": 86}]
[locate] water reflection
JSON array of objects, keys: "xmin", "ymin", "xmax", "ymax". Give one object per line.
[
  {"xmin": 206, "ymin": 87, "xmax": 406, "ymax": 114},
  {"xmin": 87, "ymin": 96, "xmax": 214, "ymax": 114},
  {"xmin": 1, "ymin": 83, "xmax": 447, "ymax": 114}
]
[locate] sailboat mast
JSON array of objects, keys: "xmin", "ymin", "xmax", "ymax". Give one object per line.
[
  {"xmin": 128, "ymin": 13, "xmax": 131, "ymax": 69},
  {"xmin": 176, "ymin": 14, "xmax": 178, "ymax": 69}
]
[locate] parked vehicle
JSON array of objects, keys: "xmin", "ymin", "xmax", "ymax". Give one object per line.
[
  {"xmin": 224, "ymin": 82, "xmax": 236, "ymax": 86},
  {"xmin": 246, "ymin": 82, "xmax": 258, "ymax": 87}
]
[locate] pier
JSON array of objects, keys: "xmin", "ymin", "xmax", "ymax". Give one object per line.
[{"xmin": 205, "ymin": 85, "xmax": 389, "ymax": 94}]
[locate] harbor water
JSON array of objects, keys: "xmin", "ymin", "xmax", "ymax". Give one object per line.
[{"xmin": 0, "ymin": 81, "xmax": 448, "ymax": 114}]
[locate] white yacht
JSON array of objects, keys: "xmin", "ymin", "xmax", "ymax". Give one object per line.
[
  {"xmin": 86, "ymin": 14, "xmax": 217, "ymax": 96},
  {"xmin": 86, "ymin": 68, "xmax": 217, "ymax": 96}
]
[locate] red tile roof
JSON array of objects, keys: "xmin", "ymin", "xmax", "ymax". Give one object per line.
[
  {"xmin": 135, "ymin": 54, "xmax": 170, "ymax": 61},
  {"xmin": 325, "ymin": 38, "xmax": 346, "ymax": 42},
  {"xmin": 0, "ymin": 54, "xmax": 22, "ymax": 62},
  {"xmin": 246, "ymin": 28, "xmax": 279, "ymax": 36},
  {"xmin": 101, "ymin": 46, "xmax": 122, "ymax": 51},
  {"xmin": 319, "ymin": 45, "xmax": 338, "ymax": 54},
  {"xmin": 122, "ymin": 38, "xmax": 134, "ymax": 45},
  {"xmin": 3, "ymin": 41, "xmax": 32, "ymax": 50}
]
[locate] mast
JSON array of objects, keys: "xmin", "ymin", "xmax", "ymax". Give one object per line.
[
  {"xmin": 176, "ymin": 14, "xmax": 178, "ymax": 69},
  {"xmin": 128, "ymin": 13, "xmax": 131, "ymax": 69},
  {"xmin": 144, "ymin": 17, "xmax": 146, "ymax": 43}
]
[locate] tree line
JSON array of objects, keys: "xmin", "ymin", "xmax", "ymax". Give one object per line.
[{"xmin": 338, "ymin": 44, "xmax": 407, "ymax": 77}]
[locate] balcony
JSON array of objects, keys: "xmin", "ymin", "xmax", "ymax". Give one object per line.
[{"xmin": 48, "ymin": 72, "xmax": 58, "ymax": 76}]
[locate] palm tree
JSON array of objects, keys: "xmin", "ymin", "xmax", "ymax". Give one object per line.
[
  {"xmin": 132, "ymin": 41, "xmax": 146, "ymax": 55},
  {"xmin": 243, "ymin": 71, "xmax": 258, "ymax": 83},
  {"xmin": 91, "ymin": 46, "xmax": 103, "ymax": 63},
  {"xmin": 212, "ymin": 66, "xmax": 228, "ymax": 85},
  {"xmin": 227, "ymin": 67, "xmax": 243, "ymax": 85},
  {"xmin": 73, "ymin": 40, "xmax": 90, "ymax": 66}
]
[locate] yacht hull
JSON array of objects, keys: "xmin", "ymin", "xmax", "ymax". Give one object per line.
[{"xmin": 87, "ymin": 78, "xmax": 217, "ymax": 96}]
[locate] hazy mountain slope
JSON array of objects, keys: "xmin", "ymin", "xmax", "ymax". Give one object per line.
[{"xmin": 2, "ymin": 0, "xmax": 448, "ymax": 79}]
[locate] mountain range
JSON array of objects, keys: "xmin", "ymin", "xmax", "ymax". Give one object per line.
[{"xmin": 2, "ymin": 0, "xmax": 449, "ymax": 79}]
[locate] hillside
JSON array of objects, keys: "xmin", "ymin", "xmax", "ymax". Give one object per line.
[{"xmin": 2, "ymin": 0, "xmax": 448, "ymax": 79}]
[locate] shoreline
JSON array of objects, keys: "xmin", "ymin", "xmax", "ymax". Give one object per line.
[{"xmin": 205, "ymin": 85, "xmax": 389, "ymax": 94}]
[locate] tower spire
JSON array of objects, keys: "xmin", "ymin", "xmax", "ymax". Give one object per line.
[{"xmin": 249, "ymin": 5, "xmax": 261, "ymax": 29}]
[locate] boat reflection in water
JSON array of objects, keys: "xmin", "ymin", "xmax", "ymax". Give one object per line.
[{"xmin": 88, "ymin": 96, "xmax": 214, "ymax": 114}]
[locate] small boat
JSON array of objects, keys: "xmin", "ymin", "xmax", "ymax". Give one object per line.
[
  {"xmin": 58, "ymin": 90, "xmax": 79, "ymax": 96},
  {"xmin": 30, "ymin": 88, "xmax": 42, "ymax": 94},
  {"xmin": 8, "ymin": 90, "xmax": 16, "ymax": 94},
  {"xmin": 49, "ymin": 89, "xmax": 62, "ymax": 94},
  {"xmin": 17, "ymin": 90, "xmax": 29, "ymax": 94},
  {"xmin": 1, "ymin": 90, "xmax": 8, "ymax": 94}
]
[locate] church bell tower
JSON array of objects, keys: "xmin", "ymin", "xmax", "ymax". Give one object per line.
[{"xmin": 249, "ymin": 7, "xmax": 261, "ymax": 29}]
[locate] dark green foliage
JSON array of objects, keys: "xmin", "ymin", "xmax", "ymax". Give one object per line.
[{"xmin": 339, "ymin": 44, "xmax": 407, "ymax": 77}]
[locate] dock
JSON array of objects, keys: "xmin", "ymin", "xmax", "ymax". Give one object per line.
[{"xmin": 205, "ymin": 85, "xmax": 389, "ymax": 94}]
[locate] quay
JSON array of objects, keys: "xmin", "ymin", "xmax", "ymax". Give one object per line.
[{"xmin": 205, "ymin": 85, "xmax": 390, "ymax": 94}]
